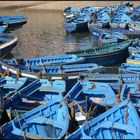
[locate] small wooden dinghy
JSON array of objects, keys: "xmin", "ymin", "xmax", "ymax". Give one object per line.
[
  {"xmin": 65, "ymin": 100, "xmax": 140, "ymax": 139},
  {"xmin": 4, "ymin": 79, "xmax": 66, "ymax": 111},
  {"xmin": 1, "ymin": 95, "xmax": 69, "ymax": 139},
  {"xmin": 65, "ymin": 81, "xmax": 116, "ymax": 106},
  {"xmin": 2, "ymin": 54, "xmax": 85, "ymax": 66},
  {"xmin": 64, "ymin": 13, "xmax": 91, "ymax": 33},
  {"xmin": 88, "ymin": 11, "xmax": 110, "ymax": 28},
  {"xmin": 0, "ymin": 61, "xmax": 102, "ymax": 79},
  {"xmin": 98, "ymin": 31, "xmax": 128, "ymax": 45},
  {"xmin": 110, "ymin": 13, "xmax": 131, "ymax": 29},
  {"xmin": 0, "ymin": 15, "xmax": 27, "ymax": 28},
  {"xmin": 65, "ymin": 81, "xmax": 116, "ymax": 128}
]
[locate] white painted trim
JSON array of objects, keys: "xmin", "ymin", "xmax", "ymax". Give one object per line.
[{"xmin": 0, "ymin": 37, "xmax": 18, "ymax": 50}]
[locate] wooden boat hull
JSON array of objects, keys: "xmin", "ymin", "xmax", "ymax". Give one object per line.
[
  {"xmin": 6, "ymin": 20, "xmax": 27, "ymax": 28},
  {"xmin": 0, "ymin": 34, "xmax": 18, "ymax": 58},
  {"xmin": 0, "ymin": 15, "xmax": 27, "ymax": 28}
]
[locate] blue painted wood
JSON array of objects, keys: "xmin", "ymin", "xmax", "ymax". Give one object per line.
[
  {"xmin": 114, "ymin": 5, "xmax": 132, "ymax": 15},
  {"xmin": 63, "ymin": 6, "xmax": 80, "ymax": 19},
  {"xmin": 119, "ymin": 63, "xmax": 140, "ymax": 74},
  {"xmin": 65, "ymin": 81, "xmax": 113, "ymax": 128},
  {"xmin": 0, "ymin": 25, "xmax": 7, "ymax": 33},
  {"xmin": 0, "ymin": 15, "xmax": 27, "ymax": 28},
  {"xmin": 65, "ymin": 100, "xmax": 140, "ymax": 139},
  {"xmin": 133, "ymin": 6, "xmax": 140, "ymax": 16},
  {"xmin": 0, "ymin": 76, "xmax": 27, "ymax": 99},
  {"xmin": 121, "ymin": 84, "xmax": 140, "ymax": 111},
  {"xmin": 128, "ymin": 39, "xmax": 140, "ymax": 54},
  {"xmin": 1, "ymin": 95, "xmax": 69, "ymax": 139}
]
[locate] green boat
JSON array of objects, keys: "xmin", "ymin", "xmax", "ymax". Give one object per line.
[{"xmin": 66, "ymin": 40, "xmax": 132, "ymax": 66}]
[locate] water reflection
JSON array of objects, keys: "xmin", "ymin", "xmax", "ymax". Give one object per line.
[{"xmin": 0, "ymin": 10, "xmax": 94, "ymax": 59}]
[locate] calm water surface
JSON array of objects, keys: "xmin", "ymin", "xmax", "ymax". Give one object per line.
[{"xmin": 0, "ymin": 10, "xmax": 93, "ymax": 58}]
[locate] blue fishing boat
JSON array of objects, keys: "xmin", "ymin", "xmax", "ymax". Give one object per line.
[
  {"xmin": 66, "ymin": 100, "xmax": 140, "ymax": 139},
  {"xmin": 64, "ymin": 81, "xmax": 116, "ymax": 128},
  {"xmin": 98, "ymin": 6, "xmax": 112, "ymax": 14},
  {"xmin": 0, "ymin": 76, "xmax": 27, "ymax": 99},
  {"xmin": 84, "ymin": 73, "xmax": 140, "ymax": 94},
  {"xmin": 98, "ymin": 31, "xmax": 128, "ymax": 45},
  {"xmin": 128, "ymin": 39, "xmax": 140, "ymax": 54},
  {"xmin": 114, "ymin": 5, "xmax": 132, "ymax": 15},
  {"xmin": 0, "ymin": 33, "xmax": 18, "ymax": 58},
  {"xmin": 89, "ymin": 26, "xmax": 140, "ymax": 41},
  {"xmin": 66, "ymin": 40, "xmax": 131, "ymax": 66},
  {"xmin": 1, "ymin": 96, "xmax": 69, "ymax": 139},
  {"xmin": 0, "ymin": 25, "xmax": 7, "ymax": 33},
  {"xmin": 128, "ymin": 21, "xmax": 140, "ymax": 32},
  {"xmin": 64, "ymin": 13, "xmax": 91, "ymax": 33},
  {"xmin": 88, "ymin": 11, "xmax": 110, "ymax": 28},
  {"xmin": 63, "ymin": 6, "xmax": 80, "ymax": 19},
  {"xmin": 86, "ymin": 73, "xmax": 140, "ymax": 84},
  {"xmin": 119, "ymin": 63, "xmax": 140, "ymax": 74},
  {"xmin": 65, "ymin": 81, "xmax": 116, "ymax": 106},
  {"xmin": 0, "ymin": 15, "xmax": 27, "ymax": 28},
  {"xmin": 0, "ymin": 61, "xmax": 102, "ymax": 79},
  {"xmin": 133, "ymin": 6, "xmax": 140, "ymax": 16},
  {"xmin": 121, "ymin": 84, "xmax": 140, "ymax": 110},
  {"xmin": 2, "ymin": 54, "xmax": 85, "ymax": 66},
  {"xmin": 80, "ymin": 6, "xmax": 97, "ymax": 15},
  {"xmin": 110, "ymin": 13, "xmax": 131, "ymax": 29},
  {"xmin": 4, "ymin": 78, "xmax": 66, "ymax": 111}
]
